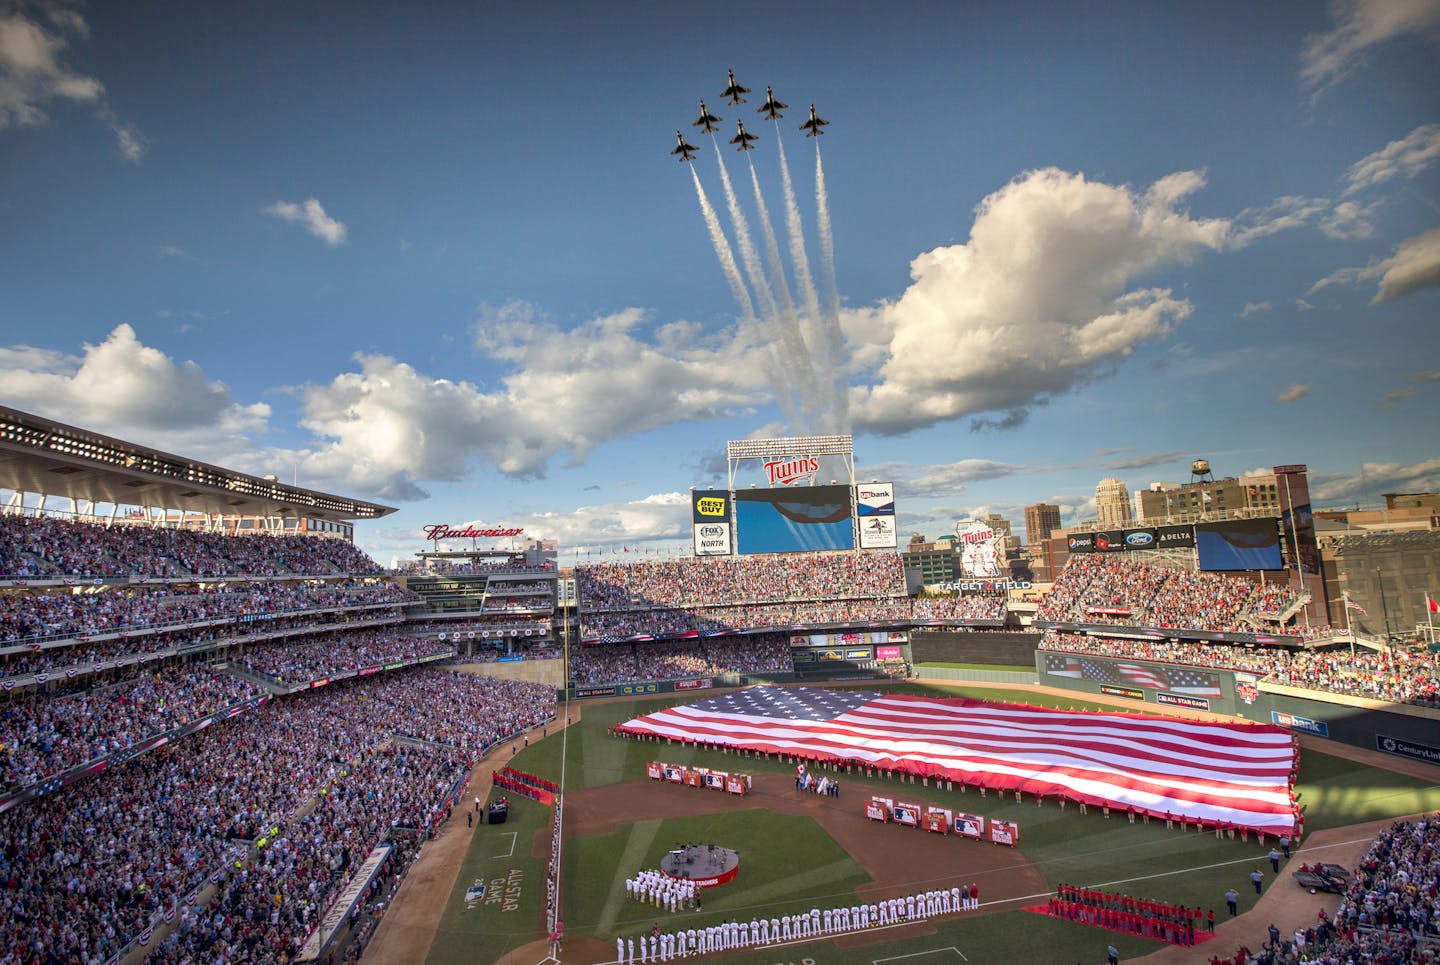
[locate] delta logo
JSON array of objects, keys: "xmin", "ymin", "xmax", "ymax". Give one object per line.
[{"xmin": 695, "ymin": 497, "xmax": 727, "ymax": 517}]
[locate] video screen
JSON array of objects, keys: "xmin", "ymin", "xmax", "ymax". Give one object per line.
[
  {"xmin": 1195, "ymin": 518, "xmax": 1283, "ymax": 571},
  {"xmin": 735, "ymin": 485, "xmax": 854, "ymax": 554}
]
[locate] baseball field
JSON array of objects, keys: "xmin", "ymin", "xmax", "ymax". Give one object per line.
[{"xmin": 410, "ymin": 680, "xmax": 1440, "ymax": 965}]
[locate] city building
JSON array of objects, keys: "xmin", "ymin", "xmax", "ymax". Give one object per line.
[
  {"xmin": 1024, "ymin": 503, "xmax": 1061, "ymax": 545},
  {"xmin": 1095, "ymin": 478, "xmax": 1132, "ymax": 527}
]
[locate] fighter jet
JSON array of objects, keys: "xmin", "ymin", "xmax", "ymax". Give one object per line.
[
  {"xmin": 692, "ymin": 101, "xmax": 722, "ymax": 134},
  {"xmin": 671, "ymin": 131, "xmax": 699, "ymax": 162},
  {"xmin": 720, "ymin": 69, "xmax": 749, "ymax": 105},
  {"xmin": 799, "ymin": 104, "xmax": 829, "ymax": 137},
  {"xmin": 757, "ymin": 86, "xmax": 787, "ymax": 120},
  {"xmin": 729, "ymin": 119, "xmax": 759, "ymax": 151}
]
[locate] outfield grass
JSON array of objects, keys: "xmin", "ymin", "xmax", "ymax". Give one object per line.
[{"xmin": 429, "ymin": 684, "xmax": 1440, "ymax": 964}]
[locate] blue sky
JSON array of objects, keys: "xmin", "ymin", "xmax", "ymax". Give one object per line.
[{"xmin": 1, "ymin": 0, "xmax": 1438, "ymax": 565}]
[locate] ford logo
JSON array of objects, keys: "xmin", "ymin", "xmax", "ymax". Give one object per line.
[{"xmin": 1125, "ymin": 532, "xmax": 1154, "ymax": 546}]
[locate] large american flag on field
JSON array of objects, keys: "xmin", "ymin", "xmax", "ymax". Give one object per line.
[
  {"xmin": 1044, "ymin": 654, "xmax": 1223, "ymax": 697},
  {"xmin": 619, "ymin": 686, "xmax": 1297, "ymax": 835}
]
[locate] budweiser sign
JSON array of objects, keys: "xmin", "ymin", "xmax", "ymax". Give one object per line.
[
  {"xmin": 423, "ymin": 524, "xmax": 524, "ymax": 540},
  {"xmin": 762, "ymin": 456, "xmax": 819, "ymax": 486}
]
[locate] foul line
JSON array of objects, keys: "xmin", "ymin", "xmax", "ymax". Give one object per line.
[
  {"xmin": 493, "ymin": 830, "xmax": 516, "ymax": 858},
  {"xmin": 874, "ymin": 947, "xmax": 969, "ymax": 963}
]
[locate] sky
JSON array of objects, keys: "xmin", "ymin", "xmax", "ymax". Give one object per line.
[{"xmin": 1, "ymin": 0, "xmax": 1438, "ymax": 566}]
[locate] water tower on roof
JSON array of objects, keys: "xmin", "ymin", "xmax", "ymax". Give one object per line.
[{"xmin": 1190, "ymin": 459, "xmax": 1214, "ymax": 484}]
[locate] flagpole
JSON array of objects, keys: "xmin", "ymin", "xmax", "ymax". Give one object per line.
[{"xmin": 1343, "ymin": 593, "xmax": 1354, "ymax": 657}]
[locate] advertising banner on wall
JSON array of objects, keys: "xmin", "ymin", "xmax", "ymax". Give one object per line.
[
  {"xmin": 692, "ymin": 490, "xmax": 732, "ymax": 557},
  {"xmin": 856, "ymin": 482, "xmax": 898, "ymax": 549}
]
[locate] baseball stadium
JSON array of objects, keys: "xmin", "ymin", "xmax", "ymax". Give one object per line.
[{"xmin": 1, "ymin": 409, "xmax": 1437, "ymax": 965}]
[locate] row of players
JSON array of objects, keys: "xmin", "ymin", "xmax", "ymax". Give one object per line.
[
  {"xmin": 1042, "ymin": 632, "xmax": 1440, "ymax": 707},
  {"xmin": 0, "ymin": 667, "xmax": 556, "ymax": 965},
  {"xmin": 0, "ymin": 629, "xmax": 460, "ymax": 793},
  {"xmin": 616, "ymin": 887, "xmax": 974, "ymax": 963},
  {"xmin": 0, "ymin": 513, "xmax": 381, "ymax": 580}
]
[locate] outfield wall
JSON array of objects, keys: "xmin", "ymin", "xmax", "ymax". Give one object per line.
[
  {"xmin": 1032, "ymin": 650, "xmax": 1440, "ymax": 765},
  {"xmin": 910, "ymin": 630, "xmax": 1042, "ymax": 665}
]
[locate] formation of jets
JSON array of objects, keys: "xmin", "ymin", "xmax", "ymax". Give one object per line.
[{"xmin": 670, "ymin": 70, "xmax": 828, "ymax": 161}]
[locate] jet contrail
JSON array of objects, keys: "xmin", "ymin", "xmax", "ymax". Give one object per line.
[
  {"xmin": 775, "ymin": 127, "xmax": 833, "ymax": 421},
  {"xmin": 694, "ymin": 157, "xmax": 797, "ymax": 426},
  {"xmin": 776, "ymin": 134, "xmax": 821, "ymax": 323},
  {"xmin": 715, "ymin": 151, "xmax": 780, "ymax": 329},
  {"xmin": 748, "ymin": 157, "xmax": 819, "ymax": 422},
  {"xmin": 814, "ymin": 143, "xmax": 850, "ymax": 431},
  {"xmin": 691, "ymin": 165, "xmax": 754, "ymax": 321}
]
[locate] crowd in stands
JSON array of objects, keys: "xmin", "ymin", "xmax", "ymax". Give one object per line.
[
  {"xmin": 0, "ymin": 608, "xmax": 407, "ymax": 684},
  {"xmin": 394, "ymin": 557, "xmax": 553, "ymax": 575},
  {"xmin": 1234, "ymin": 815, "xmax": 1439, "ymax": 964},
  {"xmin": 569, "ymin": 634, "xmax": 794, "ymax": 685},
  {"xmin": 232, "ymin": 629, "xmax": 450, "ymax": 683},
  {"xmin": 0, "ymin": 667, "xmax": 555, "ymax": 964},
  {"xmin": 912, "ymin": 596, "xmax": 1008, "ymax": 621},
  {"xmin": 577, "ymin": 553, "xmax": 907, "ymax": 610},
  {"xmin": 579, "ymin": 600, "xmax": 916, "ymax": 641},
  {"xmin": 1036, "ymin": 555, "xmax": 1315, "ymax": 636},
  {"xmin": 0, "ymin": 579, "xmax": 414, "ymax": 646},
  {"xmin": 0, "ymin": 514, "xmax": 383, "ymax": 580},
  {"xmin": 1041, "ymin": 632, "xmax": 1440, "ymax": 707},
  {"xmin": 0, "ymin": 665, "xmax": 262, "ymax": 791}
]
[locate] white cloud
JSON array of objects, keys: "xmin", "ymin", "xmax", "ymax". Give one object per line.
[
  {"xmin": 293, "ymin": 303, "xmax": 769, "ymax": 498},
  {"xmin": 1344, "ymin": 123, "xmax": 1440, "ymax": 194},
  {"xmin": 0, "ymin": 324, "xmax": 270, "ymax": 456},
  {"xmin": 1379, "ymin": 387, "xmax": 1414, "ymax": 407},
  {"xmin": 510, "ymin": 492, "xmax": 692, "ymax": 551},
  {"xmin": 1276, "ymin": 384, "xmax": 1312, "ymax": 404},
  {"xmin": 265, "ymin": 198, "xmax": 348, "ymax": 245},
  {"xmin": 1301, "ymin": 0, "xmax": 1440, "ymax": 90},
  {"xmin": 904, "ymin": 460, "xmax": 1030, "ymax": 498},
  {"xmin": 1374, "ymin": 227, "xmax": 1440, "ymax": 300},
  {"xmin": 1230, "ymin": 196, "xmax": 1329, "ymax": 247},
  {"xmin": 1319, "ymin": 200, "xmax": 1380, "ymax": 240},
  {"xmin": 0, "ymin": 7, "xmax": 144, "ymax": 160},
  {"xmin": 1310, "ymin": 227, "xmax": 1440, "ymax": 302},
  {"xmin": 848, "ymin": 167, "xmax": 1228, "ymax": 435},
  {"xmin": 1240, "ymin": 301, "xmax": 1271, "ymax": 316},
  {"xmin": 1310, "ymin": 457, "xmax": 1440, "ymax": 503}
]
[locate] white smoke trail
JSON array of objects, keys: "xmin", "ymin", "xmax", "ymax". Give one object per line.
[
  {"xmin": 777, "ymin": 134, "xmax": 821, "ymax": 322},
  {"xmin": 692, "ymin": 165, "xmax": 754, "ymax": 321},
  {"xmin": 748, "ymin": 158, "xmax": 819, "ymax": 420},
  {"xmin": 814, "ymin": 144, "xmax": 850, "ymax": 430},
  {"xmin": 715, "ymin": 151, "xmax": 781, "ymax": 339},
  {"xmin": 693, "ymin": 162, "xmax": 795, "ymax": 427}
]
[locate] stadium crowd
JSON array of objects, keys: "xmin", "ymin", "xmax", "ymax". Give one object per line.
[
  {"xmin": 577, "ymin": 552, "xmax": 907, "ymax": 610},
  {"xmin": 0, "ymin": 579, "xmax": 413, "ymax": 645},
  {"xmin": 1235, "ymin": 814, "xmax": 1439, "ymax": 964},
  {"xmin": 1041, "ymin": 632, "xmax": 1440, "ymax": 707},
  {"xmin": 912, "ymin": 596, "xmax": 1008, "ymax": 621},
  {"xmin": 569, "ymin": 634, "xmax": 794, "ymax": 685},
  {"xmin": 232, "ymin": 629, "xmax": 450, "ymax": 684},
  {"xmin": 578, "ymin": 599, "xmax": 916, "ymax": 641},
  {"xmin": 0, "ymin": 665, "xmax": 262, "ymax": 791},
  {"xmin": 1036, "ymin": 555, "xmax": 1313, "ymax": 635},
  {"xmin": 0, "ymin": 514, "xmax": 382, "ymax": 580},
  {"xmin": 0, "ymin": 667, "xmax": 555, "ymax": 964}
]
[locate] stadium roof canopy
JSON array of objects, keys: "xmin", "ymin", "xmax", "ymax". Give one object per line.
[{"xmin": 0, "ymin": 405, "xmax": 395, "ymax": 522}]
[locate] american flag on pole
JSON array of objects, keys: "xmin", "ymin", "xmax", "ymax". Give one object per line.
[
  {"xmin": 618, "ymin": 686, "xmax": 1297, "ymax": 835},
  {"xmin": 1345, "ymin": 597, "xmax": 1368, "ymax": 616}
]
